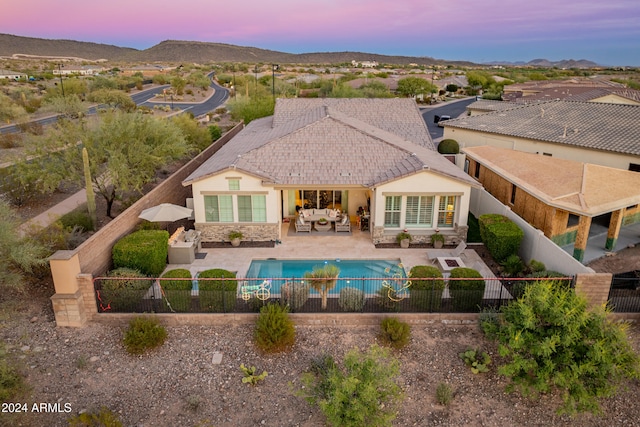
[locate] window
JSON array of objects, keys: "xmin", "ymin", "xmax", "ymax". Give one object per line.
[
  {"xmin": 629, "ymin": 163, "xmax": 640, "ymax": 173},
  {"xmin": 204, "ymin": 195, "xmax": 233, "ymax": 222},
  {"xmin": 474, "ymin": 162, "xmax": 480, "ymax": 178},
  {"xmin": 510, "ymin": 185, "xmax": 517, "ymax": 205},
  {"xmin": 437, "ymin": 196, "xmax": 456, "ymax": 228},
  {"xmin": 238, "ymin": 195, "xmax": 266, "ymax": 222},
  {"xmin": 405, "ymin": 196, "xmax": 433, "ymax": 227},
  {"xmin": 567, "ymin": 213, "xmax": 580, "ymax": 228},
  {"xmin": 384, "ymin": 196, "xmax": 401, "ymax": 227},
  {"xmin": 228, "ymin": 179, "xmax": 240, "ymax": 191}
]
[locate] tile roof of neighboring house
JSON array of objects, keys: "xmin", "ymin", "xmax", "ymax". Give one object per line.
[
  {"xmin": 463, "ymin": 145, "xmax": 640, "ymax": 216},
  {"xmin": 467, "ymin": 99, "xmax": 530, "ymax": 113},
  {"xmin": 503, "ymin": 87, "xmax": 640, "ymax": 104},
  {"xmin": 346, "ymin": 77, "xmax": 399, "ymax": 91},
  {"xmin": 444, "ymin": 100, "xmax": 640, "ymax": 156},
  {"xmin": 184, "ymin": 98, "xmax": 479, "ymax": 188}
]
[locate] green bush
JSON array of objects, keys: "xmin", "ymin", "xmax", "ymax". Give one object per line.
[
  {"xmin": 528, "ymin": 259, "xmax": 546, "ymax": 273},
  {"xmin": 123, "ymin": 316, "xmax": 167, "ymax": 355},
  {"xmin": 449, "ymin": 267, "xmax": 485, "ymax": 312},
  {"xmin": 58, "ymin": 207, "xmax": 94, "ymax": 232},
  {"xmin": 435, "ymin": 383, "xmax": 453, "ymax": 406},
  {"xmin": 478, "ymin": 214, "xmax": 523, "ymax": 262},
  {"xmin": 375, "ymin": 287, "xmax": 400, "ymax": 312},
  {"xmin": 298, "ymin": 345, "xmax": 403, "ymax": 427},
  {"xmin": 437, "ymin": 138, "xmax": 460, "ymax": 154},
  {"xmin": 379, "ymin": 317, "xmax": 411, "ymax": 349},
  {"xmin": 459, "ymin": 348, "xmax": 491, "ymax": 374},
  {"xmin": 160, "ymin": 268, "xmax": 193, "ymax": 312},
  {"xmin": 0, "ymin": 346, "xmax": 24, "ymax": 402},
  {"xmin": 501, "ymin": 254, "xmax": 524, "ymax": 276},
  {"xmin": 409, "ymin": 265, "xmax": 445, "ymax": 311},
  {"xmin": 281, "ymin": 280, "xmax": 310, "ymax": 311},
  {"xmin": 112, "ymin": 230, "xmax": 169, "ymax": 277},
  {"xmin": 198, "ymin": 269, "xmax": 237, "ymax": 312},
  {"xmin": 68, "ymin": 407, "xmax": 123, "ymax": 427},
  {"xmin": 100, "ymin": 268, "xmax": 152, "ymax": 312},
  {"xmin": 484, "ymin": 280, "xmax": 640, "ymax": 415},
  {"xmin": 338, "ymin": 287, "xmax": 365, "ymax": 312},
  {"xmin": 254, "ymin": 303, "xmax": 296, "ymax": 353}
]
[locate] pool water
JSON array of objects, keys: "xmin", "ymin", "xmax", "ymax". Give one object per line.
[{"xmin": 245, "ymin": 259, "xmax": 407, "ymax": 295}]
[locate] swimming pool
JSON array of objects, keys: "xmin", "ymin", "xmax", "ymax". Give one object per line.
[{"xmin": 245, "ymin": 259, "xmax": 407, "ymax": 295}]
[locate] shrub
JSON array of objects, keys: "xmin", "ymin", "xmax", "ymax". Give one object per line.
[
  {"xmin": 379, "ymin": 317, "xmax": 411, "ymax": 349},
  {"xmin": 58, "ymin": 208, "xmax": 94, "ymax": 232},
  {"xmin": 501, "ymin": 254, "xmax": 524, "ymax": 276},
  {"xmin": 100, "ymin": 268, "xmax": 152, "ymax": 312},
  {"xmin": 485, "ymin": 280, "xmax": 640, "ymax": 415},
  {"xmin": 435, "ymin": 383, "xmax": 453, "ymax": 406},
  {"xmin": 112, "ymin": 229, "xmax": 169, "ymax": 277},
  {"xmin": 239, "ymin": 363, "xmax": 268, "ymax": 386},
  {"xmin": 338, "ymin": 287, "xmax": 365, "ymax": 312},
  {"xmin": 123, "ymin": 317, "xmax": 167, "ymax": 355},
  {"xmin": 0, "ymin": 346, "xmax": 25, "ymax": 402},
  {"xmin": 395, "ymin": 231, "xmax": 412, "ymax": 243},
  {"xmin": 478, "ymin": 214, "xmax": 523, "ymax": 262},
  {"xmin": 298, "ymin": 345, "xmax": 403, "ymax": 427},
  {"xmin": 448, "ymin": 267, "xmax": 485, "ymax": 312},
  {"xmin": 437, "ymin": 138, "xmax": 460, "ymax": 154},
  {"xmin": 528, "ymin": 259, "xmax": 546, "ymax": 273},
  {"xmin": 282, "ymin": 281, "xmax": 311, "ymax": 311},
  {"xmin": 409, "ymin": 265, "xmax": 445, "ymax": 311},
  {"xmin": 68, "ymin": 407, "xmax": 123, "ymax": 427},
  {"xmin": 375, "ymin": 287, "xmax": 400, "ymax": 312},
  {"xmin": 254, "ymin": 303, "xmax": 295, "ymax": 353},
  {"xmin": 459, "ymin": 348, "xmax": 491, "ymax": 374},
  {"xmin": 198, "ymin": 269, "xmax": 237, "ymax": 312},
  {"xmin": 160, "ymin": 268, "xmax": 193, "ymax": 312},
  {"xmin": 430, "ymin": 233, "xmax": 445, "ymax": 245}
]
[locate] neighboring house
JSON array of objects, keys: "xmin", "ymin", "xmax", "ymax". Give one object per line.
[
  {"xmin": 53, "ymin": 66, "xmax": 104, "ymax": 76},
  {"xmin": 462, "ymin": 146, "xmax": 640, "ymax": 261},
  {"xmin": 182, "ymin": 98, "xmax": 480, "ymax": 245},
  {"xmin": 346, "ymin": 77, "xmax": 399, "ymax": 91},
  {"xmin": 502, "ymin": 78, "xmax": 624, "ymax": 101},
  {"xmin": 503, "ymin": 86, "xmax": 640, "ymax": 105},
  {"xmin": 443, "ymin": 100, "xmax": 640, "ymax": 171},
  {"xmin": 0, "ymin": 69, "xmax": 27, "ymax": 80}
]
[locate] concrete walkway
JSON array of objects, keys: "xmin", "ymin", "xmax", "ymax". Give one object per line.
[{"xmin": 18, "ymin": 188, "xmax": 86, "ymax": 236}]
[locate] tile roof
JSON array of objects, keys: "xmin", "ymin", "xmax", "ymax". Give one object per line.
[
  {"xmin": 463, "ymin": 145, "xmax": 640, "ymax": 216},
  {"xmin": 183, "ymin": 99, "xmax": 478, "ymax": 188},
  {"xmin": 444, "ymin": 100, "xmax": 640, "ymax": 156}
]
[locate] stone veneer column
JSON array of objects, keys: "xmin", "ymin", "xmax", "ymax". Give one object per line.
[{"xmin": 49, "ymin": 250, "xmax": 91, "ymax": 327}]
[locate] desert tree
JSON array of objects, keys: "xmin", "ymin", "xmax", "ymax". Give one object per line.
[
  {"xmin": 396, "ymin": 76, "xmax": 437, "ymax": 98},
  {"xmin": 304, "ymin": 264, "xmax": 340, "ymax": 310}
]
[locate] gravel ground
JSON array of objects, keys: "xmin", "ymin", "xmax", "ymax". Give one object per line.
[{"xmin": 2, "ymin": 295, "xmax": 640, "ymax": 427}]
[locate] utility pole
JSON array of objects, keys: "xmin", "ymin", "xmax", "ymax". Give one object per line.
[
  {"xmin": 272, "ymin": 64, "xmax": 279, "ymax": 102},
  {"xmin": 58, "ymin": 63, "xmax": 65, "ymax": 99}
]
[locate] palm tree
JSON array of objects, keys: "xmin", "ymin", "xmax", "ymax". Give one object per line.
[{"xmin": 304, "ymin": 264, "xmax": 340, "ymax": 310}]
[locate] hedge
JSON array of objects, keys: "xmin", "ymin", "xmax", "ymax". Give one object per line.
[
  {"xmin": 449, "ymin": 267, "xmax": 485, "ymax": 312},
  {"xmin": 160, "ymin": 268, "xmax": 193, "ymax": 312},
  {"xmin": 197, "ymin": 269, "xmax": 237, "ymax": 312},
  {"xmin": 112, "ymin": 230, "xmax": 169, "ymax": 277},
  {"xmin": 409, "ymin": 265, "xmax": 445, "ymax": 312},
  {"xmin": 478, "ymin": 214, "xmax": 523, "ymax": 262}
]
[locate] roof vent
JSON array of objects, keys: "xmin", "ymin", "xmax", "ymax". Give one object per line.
[
  {"xmin": 289, "ymin": 172, "xmax": 301, "ymax": 177},
  {"xmin": 340, "ymin": 172, "xmax": 351, "ymax": 177}
]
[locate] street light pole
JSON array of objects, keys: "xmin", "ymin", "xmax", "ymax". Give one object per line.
[
  {"xmin": 272, "ymin": 64, "xmax": 279, "ymax": 102},
  {"xmin": 58, "ymin": 63, "xmax": 65, "ymax": 99}
]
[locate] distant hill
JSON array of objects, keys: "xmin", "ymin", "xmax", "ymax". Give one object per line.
[{"xmin": 0, "ymin": 33, "xmax": 474, "ymax": 66}]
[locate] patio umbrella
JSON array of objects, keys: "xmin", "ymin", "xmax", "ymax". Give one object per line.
[{"xmin": 138, "ymin": 203, "xmax": 193, "ymax": 222}]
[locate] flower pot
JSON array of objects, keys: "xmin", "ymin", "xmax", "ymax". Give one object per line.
[
  {"xmin": 433, "ymin": 240, "xmax": 444, "ymax": 249},
  {"xmin": 400, "ymin": 238, "xmax": 410, "ymax": 249},
  {"xmin": 230, "ymin": 238, "xmax": 241, "ymax": 247}
]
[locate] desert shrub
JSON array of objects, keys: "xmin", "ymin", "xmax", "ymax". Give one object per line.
[
  {"xmin": 281, "ymin": 281, "xmax": 311, "ymax": 311},
  {"xmin": 198, "ymin": 269, "xmax": 237, "ymax": 312},
  {"xmin": 501, "ymin": 254, "xmax": 524, "ymax": 276},
  {"xmin": 437, "ymin": 138, "xmax": 460, "ymax": 154},
  {"xmin": 449, "ymin": 267, "xmax": 485, "ymax": 312},
  {"xmin": 100, "ymin": 268, "xmax": 152, "ymax": 312},
  {"xmin": 239, "ymin": 363, "xmax": 268, "ymax": 386},
  {"xmin": 528, "ymin": 259, "xmax": 546, "ymax": 273},
  {"xmin": 0, "ymin": 346, "xmax": 25, "ymax": 402},
  {"xmin": 123, "ymin": 316, "xmax": 167, "ymax": 355},
  {"xmin": 298, "ymin": 345, "xmax": 403, "ymax": 427},
  {"xmin": 208, "ymin": 124, "xmax": 222, "ymax": 141},
  {"xmin": 112, "ymin": 229, "xmax": 169, "ymax": 277},
  {"xmin": 160, "ymin": 268, "xmax": 193, "ymax": 312},
  {"xmin": 484, "ymin": 280, "xmax": 640, "ymax": 415},
  {"xmin": 435, "ymin": 383, "xmax": 453, "ymax": 406},
  {"xmin": 478, "ymin": 214, "xmax": 523, "ymax": 262},
  {"xmin": 254, "ymin": 303, "xmax": 295, "ymax": 353},
  {"xmin": 58, "ymin": 208, "xmax": 94, "ymax": 232},
  {"xmin": 68, "ymin": 407, "xmax": 123, "ymax": 427},
  {"xmin": 459, "ymin": 348, "xmax": 491, "ymax": 374},
  {"xmin": 379, "ymin": 317, "xmax": 411, "ymax": 349},
  {"xmin": 409, "ymin": 265, "xmax": 445, "ymax": 311},
  {"xmin": 338, "ymin": 287, "xmax": 365, "ymax": 312}
]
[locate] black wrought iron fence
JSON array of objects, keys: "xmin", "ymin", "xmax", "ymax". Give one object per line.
[
  {"xmin": 608, "ymin": 271, "xmax": 640, "ymax": 312},
  {"xmin": 93, "ymin": 276, "xmax": 575, "ymax": 315}
]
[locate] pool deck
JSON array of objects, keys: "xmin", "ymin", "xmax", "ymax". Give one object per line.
[{"xmin": 169, "ymin": 223, "xmax": 498, "ymax": 285}]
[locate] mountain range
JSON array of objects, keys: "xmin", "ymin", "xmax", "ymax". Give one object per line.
[{"xmin": 0, "ymin": 33, "xmax": 599, "ymax": 68}]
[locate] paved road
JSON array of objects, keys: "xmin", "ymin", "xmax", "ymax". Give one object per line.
[{"xmin": 421, "ymin": 97, "xmax": 476, "ymax": 142}]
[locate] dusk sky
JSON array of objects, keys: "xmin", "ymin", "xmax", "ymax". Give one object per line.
[{"xmin": 2, "ymin": 0, "xmax": 639, "ymax": 66}]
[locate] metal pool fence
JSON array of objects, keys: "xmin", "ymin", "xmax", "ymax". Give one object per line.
[{"xmin": 93, "ymin": 276, "xmax": 576, "ymax": 314}]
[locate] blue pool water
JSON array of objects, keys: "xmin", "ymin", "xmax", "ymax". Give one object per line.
[{"xmin": 245, "ymin": 259, "xmax": 407, "ymax": 295}]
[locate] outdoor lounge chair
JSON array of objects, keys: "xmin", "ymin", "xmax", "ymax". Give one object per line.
[
  {"xmin": 295, "ymin": 216, "xmax": 312, "ymax": 232},
  {"xmin": 335, "ymin": 215, "xmax": 351, "ymax": 232},
  {"xmin": 428, "ymin": 240, "xmax": 467, "ymax": 264}
]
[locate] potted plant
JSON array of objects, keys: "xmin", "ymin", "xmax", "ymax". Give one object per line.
[
  {"xmin": 229, "ymin": 230, "xmax": 243, "ymax": 247},
  {"xmin": 431, "ymin": 232, "xmax": 445, "ymax": 249},
  {"xmin": 396, "ymin": 231, "xmax": 412, "ymax": 249},
  {"xmin": 317, "ymin": 217, "xmax": 328, "ymax": 225}
]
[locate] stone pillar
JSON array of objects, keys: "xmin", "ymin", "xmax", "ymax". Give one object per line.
[
  {"xmin": 605, "ymin": 209, "xmax": 624, "ymax": 251},
  {"xmin": 574, "ymin": 273, "xmax": 613, "ymax": 308},
  {"xmin": 49, "ymin": 250, "xmax": 90, "ymax": 327},
  {"xmin": 572, "ymin": 215, "xmax": 592, "ymax": 262}
]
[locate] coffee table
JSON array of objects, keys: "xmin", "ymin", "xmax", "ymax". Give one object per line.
[{"xmin": 314, "ymin": 222, "xmax": 331, "ymax": 232}]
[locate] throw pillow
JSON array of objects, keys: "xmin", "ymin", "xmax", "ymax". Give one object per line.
[
  {"xmin": 298, "ymin": 216, "xmax": 305, "ymax": 225},
  {"xmin": 329, "ymin": 210, "xmax": 337, "ymax": 218},
  {"xmin": 341, "ymin": 215, "xmax": 349, "ymax": 225}
]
